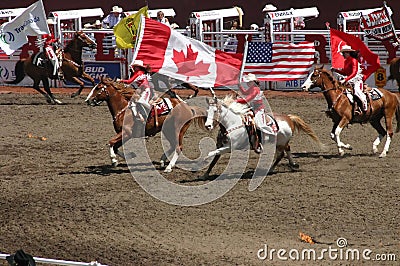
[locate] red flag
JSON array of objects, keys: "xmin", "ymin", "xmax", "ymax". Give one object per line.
[
  {"xmin": 330, "ymin": 28, "xmax": 380, "ymax": 80},
  {"xmin": 133, "ymin": 17, "xmax": 243, "ymax": 87}
]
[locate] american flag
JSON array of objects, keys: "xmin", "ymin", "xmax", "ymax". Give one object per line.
[{"xmin": 243, "ymin": 42, "xmax": 315, "ymax": 81}]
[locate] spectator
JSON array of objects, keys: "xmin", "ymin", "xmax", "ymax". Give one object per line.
[
  {"xmin": 156, "ymin": 11, "xmax": 170, "ymax": 26},
  {"xmin": 102, "ymin": 5, "xmax": 124, "ymax": 28}
]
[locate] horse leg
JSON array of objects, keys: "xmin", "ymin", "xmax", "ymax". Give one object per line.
[
  {"xmin": 285, "ymin": 144, "xmax": 299, "ymax": 170},
  {"xmin": 42, "ymin": 78, "xmax": 62, "ymax": 104},
  {"xmin": 31, "ymin": 79, "xmax": 52, "ymax": 104},
  {"xmin": 70, "ymin": 77, "xmax": 85, "ymax": 98},
  {"xmin": 330, "ymin": 122, "xmax": 338, "ymax": 140},
  {"xmin": 202, "ymin": 154, "xmax": 221, "ymax": 178},
  {"xmin": 160, "ymin": 147, "xmax": 175, "ymax": 168},
  {"xmin": 332, "ymin": 119, "xmax": 352, "ymax": 156},
  {"xmin": 205, "ymin": 146, "xmax": 231, "ymax": 160},
  {"xmin": 370, "ymin": 118, "xmax": 392, "ymax": 158},
  {"xmin": 164, "ymin": 121, "xmax": 191, "ymax": 173},
  {"xmin": 109, "ymin": 132, "xmax": 124, "ymax": 167},
  {"xmin": 269, "ymin": 148, "xmax": 284, "ymax": 174}
]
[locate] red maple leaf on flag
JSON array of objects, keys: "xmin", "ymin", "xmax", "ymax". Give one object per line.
[{"xmin": 172, "ymin": 44, "xmax": 210, "ymax": 81}]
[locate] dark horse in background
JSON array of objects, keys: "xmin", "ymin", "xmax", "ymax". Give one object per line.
[
  {"xmin": 388, "ymin": 57, "xmax": 400, "ymax": 92},
  {"xmin": 6, "ymin": 31, "xmax": 97, "ymax": 104}
]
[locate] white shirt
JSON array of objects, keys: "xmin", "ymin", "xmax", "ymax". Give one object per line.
[{"xmin": 102, "ymin": 14, "xmax": 123, "ymax": 28}]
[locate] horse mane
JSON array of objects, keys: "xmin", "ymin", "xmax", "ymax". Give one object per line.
[
  {"xmin": 101, "ymin": 77, "xmax": 137, "ymax": 100},
  {"xmin": 221, "ymin": 94, "xmax": 250, "ymax": 115},
  {"xmin": 63, "ymin": 32, "xmax": 79, "ymax": 52},
  {"xmin": 319, "ymin": 67, "xmax": 342, "ymax": 89}
]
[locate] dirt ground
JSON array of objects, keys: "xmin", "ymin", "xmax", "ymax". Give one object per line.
[{"xmin": 0, "ymin": 86, "xmax": 399, "ymax": 265}]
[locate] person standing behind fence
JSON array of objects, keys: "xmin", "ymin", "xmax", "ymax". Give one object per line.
[
  {"xmin": 102, "ymin": 6, "xmax": 124, "ymax": 28},
  {"xmin": 156, "ymin": 11, "xmax": 170, "ymax": 26}
]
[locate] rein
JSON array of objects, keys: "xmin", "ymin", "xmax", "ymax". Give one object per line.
[
  {"xmin": 216, "ymin": 101, "xmax": 246, "ymax": 136},
  {"xmin": 63, "ymin": 57, "xmax": 82, "ymax": 68}
]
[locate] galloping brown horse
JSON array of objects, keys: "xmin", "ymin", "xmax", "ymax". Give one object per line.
[
  {"xmin": 85, "ymin": 77, "xmax": 206, "ymax": 172},
  {"xmin": 388, "ymin": 57, "xmax": 400, "ymax": 93},
  {"xmin": 7, "ymin": 31, "xmax": 97, "ymax": 104},
  {"xmin": 303, "ymin": 66, "xmax": 400, "ymax": 157}
]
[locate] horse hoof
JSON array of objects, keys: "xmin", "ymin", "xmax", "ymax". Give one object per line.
[
  {"xmin": 112, "ymin": 161, "xmax": 119, "ymax": 167},
  {"xmin": 379, "ymin": 152, "xmax": 387, "ymax": 158},
  {"xmin": 164, "ymin": 168, "xmax": 172, "ymax": 173},
  {"xmin": 289, "ymin": 163, "xmax": 300, "ymax": 170},
  {"xmin": 71, "ymin": 92, "xmax": 79, "ymax": 98},
  {"xmin": 54, "ymin": 99, "xmax": 63, "ymax": 105}
]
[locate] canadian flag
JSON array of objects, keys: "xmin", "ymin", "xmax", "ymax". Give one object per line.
[
  {"xmin": 330, "ymin": 28, "xmax": 380, "ymax": 80},
  {"xmin": 132, "ymin": 17, "xmax": 243, "ymax": 87}
]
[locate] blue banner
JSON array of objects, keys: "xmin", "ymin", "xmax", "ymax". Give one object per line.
[{"xmin": 65, "ymin": 61, "xmax": 121, "ymax": 86}]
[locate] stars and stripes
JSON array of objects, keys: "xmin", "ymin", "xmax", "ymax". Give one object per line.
[{"xmin": 243, "ymin": 42, "xmax": 315, "ymax": 81}]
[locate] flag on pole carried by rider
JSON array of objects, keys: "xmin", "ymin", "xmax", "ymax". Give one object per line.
[
  {"xmin": 114, "ymin": 6, "xmax": 149, "ymax": 49},
  {"xmin": 330, "ymin": 28, "xmax": 380, "ymax": 80},
  {"xmin": 360, "ymin": 3, "xmax": 399, "ymax": 47},
  {"xmin": 0, "ymin": 0, "xmax": 49, "ymax": 55},
  {"xmin": 132, "ymin": 17, "xmax": 243, "ymax": 87}
]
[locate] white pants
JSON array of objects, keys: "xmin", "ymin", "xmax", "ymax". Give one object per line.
[
  {"xmin": 45, "ymin": 46, "xmax": 59, "ymax": 76},
  {"xmin": 137, "ymin": 88, "xmax": 152, "ymax": 109},
  {"xmin": 349, "ymin": 78, "xmax": 367, "ymax": 111},
  {"xmin": 129, "ymin": 87, "xmax": 152, "ymax": 119},
  {"xmin": 254, "ymin": 110, "xmax": 276, "ymax": 137}
]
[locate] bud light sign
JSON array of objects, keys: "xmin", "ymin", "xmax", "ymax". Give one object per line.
[{"xmin": 64, "ymin": 62, "xmax": 121, "ymax": 86}]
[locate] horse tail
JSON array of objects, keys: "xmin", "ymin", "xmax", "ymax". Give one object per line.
[
  {"xmin": 189, "ymin": 105, "xmax": 208, "ymax": 131},
  {"xmin": 388, "ymin": 58, "xmax": 400, "ymax": 81},
  {"xmin": 395, "ymin": 95, "xmax": 400, "ymax": 133},
  {"xmin": 6, "ymin": 60, "xmax": 26, "ymax": 84},
  {"xmin": 288, "ymin": 114, "xmax": 324, "ymax": 149}
]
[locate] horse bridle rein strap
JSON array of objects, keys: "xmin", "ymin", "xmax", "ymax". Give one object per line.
[
  {"xmin": 225, "ymin": 124, "xmax": 245, "ymax": 135},
  {"xmin": 63, "ymin": 58, "xmax": 82, "ymax": 68}
]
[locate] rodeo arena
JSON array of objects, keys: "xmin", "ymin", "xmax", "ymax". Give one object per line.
[{"xmin": 1, "ymin": 0, "xmax": 400, "ymax": 265}]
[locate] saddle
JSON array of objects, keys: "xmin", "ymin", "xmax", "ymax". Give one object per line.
[
  {"xmin": 344, "ymin": 86, "xmax": 383, "ymax": 117},
  {"xmin": 150, "ymin": 97, "xmax": 174, "ymax": 118}
]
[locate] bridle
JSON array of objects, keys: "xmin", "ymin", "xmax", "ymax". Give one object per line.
[
  {"xmin": 90, "ymin": 83, "xmax": 115, "ymax": 105},
  {"xmin": 208, "ymin": 97, "xmax": 245, "ymax": 135},
  {"xmin": 311, "ymin": 70, "xmax": 338, "ymax": 94}
]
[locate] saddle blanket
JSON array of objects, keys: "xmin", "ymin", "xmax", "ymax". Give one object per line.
[
  {"xmin": 150, "ymin": 98, "xmax": 173, "ymax": 117},
  {"xmin": 32, "ymin": 52, "xmax": 47, "ymax": 67},
  {"xmin": 345, "ymin": 87, "xmax": 383, "ymax": 103}
]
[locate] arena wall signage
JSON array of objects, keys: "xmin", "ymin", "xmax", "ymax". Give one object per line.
[{"xmin": 64, "ymin": 61, "xmax": 121, "ymax": 86}]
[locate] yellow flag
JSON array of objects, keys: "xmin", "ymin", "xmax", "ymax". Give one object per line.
[{"xmin": 114, "ymin": 6, "xmax": 149, "ymax": 49}]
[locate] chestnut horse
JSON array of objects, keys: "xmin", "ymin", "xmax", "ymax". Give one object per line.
[
  {"xmin": 85, "ymin": 77, "xmax": 206, "ymax": 172},
  {"xmin": 388, "ymin": 57, "xmax": 400, "ymax": 92},
  {"xmin": 7, "ymin": 31, "xmax": 97, "ymax": 104},
  {"xmin": 203, "ymin": 95, "xmax": 323, "ymax": 176},
  {"xmin": 302, "ymin": 66, "xmax": 400, "ymax": 157}
]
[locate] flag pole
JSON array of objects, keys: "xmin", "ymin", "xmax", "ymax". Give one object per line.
[
  {"xmin": 325, "ymin": 22, "xmax": 332, "ymax": 66},
  {"xmin": 238, "ymin": 34, "xmax": 249, "ymax": 85},
  {"xmin": 383, "ymin": 1, "xmax": 400, "ymax": 47}
]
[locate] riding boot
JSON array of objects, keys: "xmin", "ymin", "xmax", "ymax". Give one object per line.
[{"xmin": 255, "ymin": 130, "xmax": 263, "ymax": 154}]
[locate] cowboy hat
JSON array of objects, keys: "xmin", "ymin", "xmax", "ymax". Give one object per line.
[
  {"xmin": 243, "ymin": 73, "xmax": 258, "ymax": 82},
  {"xmin": 250, "ymin": 24, "xmax": 259, "ymax": 30},
  {"xmin": 340, "ymin": 45, "xmax": 355, "ymax": 53},
  {"xmin": 263, "ymin": 4, "xmax": 277, "ymax": 12},
  {"xmin": 46, "ymin": 18, "xmax": 56, "ymax": 25},
  {"xmin": 112, "ymin": 6, "xmax": 123, "ymax": 13},
  {"xmin": 130, "ymin": 60, "xmax": 145, "ymax": 69}
]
